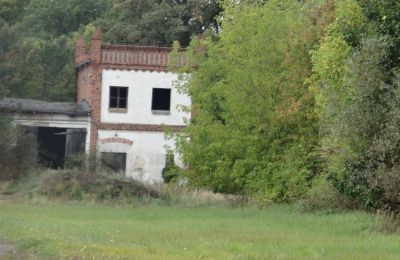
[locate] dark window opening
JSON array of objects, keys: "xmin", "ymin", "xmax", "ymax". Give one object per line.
[
  {"xmin": 37, "ymin": 127, "xmax": 66, "ymax": 169},
  {"xmin": 101, "ymin": 152, "xmax": 126, "ymax": 174},
  {"xmin": 109, "ymin": 86, "xmax": 128, "ymax": 109},
  {"xmin": 152, "ymin": 88, "xmax": 171, "ymax": 112}
]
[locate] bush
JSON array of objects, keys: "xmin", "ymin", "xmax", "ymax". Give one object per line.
[
  {"xmin": 7, "ymin": 169, "xmax": 161, "ymax": 202},
  {"xmin": 297, "ymin": 176, "xmax": 358, "ymax": 213},
  {"xmin": 161, "ymin": 151, "xmax": 180, "ymax": 183},
  {"xmin": 322, "ymin": 38, "xmax": 400, "ymax": 211}
]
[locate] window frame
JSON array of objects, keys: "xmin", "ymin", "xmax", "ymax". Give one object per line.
[
  {"xmin": 100, "ymin": 152, "xmax": 127, "ymax": 175},
  {"xmin": 109, "ymin": 86, "xmax": 129, "ymax": 112},
  {"xmin": 151, "ymin": 88, "xmax": 171, "ymax": 115}
]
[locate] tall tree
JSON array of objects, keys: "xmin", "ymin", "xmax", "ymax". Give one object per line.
[
  {"xmin": 98, "ymin": 0, "xmax": 221, "ymax": 47},
  {"xmin": 312, "ymin": 0, "xmax": 400, "ymax": 210},
  {"xmin": 175, "ymin": 0, "xmax": 322, "ymax": 202}
]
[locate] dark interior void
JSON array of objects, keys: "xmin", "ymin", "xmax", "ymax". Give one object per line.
[
  {"xmin": 101, "ymin": 152, "xmax": 126, "ymax": 174},
  {"xmin": 37, "ymin": 127, "xmax": 66, "ymax": 169},
  {"xmin": 152, "ymin": 88, "xmax": 171, "ymax": 111}
]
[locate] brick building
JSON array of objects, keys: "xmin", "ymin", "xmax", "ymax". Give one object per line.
[
  {"xmin": 75, "ymin": 29, "xmax": 191, "ymax": 182},
  {"xmin": 0, "ymin": 29, "xmax": 191, "ymax": 182}
]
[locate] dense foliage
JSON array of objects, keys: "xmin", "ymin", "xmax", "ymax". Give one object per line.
[
  {"xmin": 312, "ymin": 0, "xmax": 400, "ymax": 211},
  {"xmin": 0, "ymin": 0, "xmax": 221, "ymax": 101},
  {"xmin": 1, "ymin": 0, "xmax": 400, "ymax": 211},
  {"xmin": 175, "ymin": 0, "xmax": 322, "ymax": 202},
  {"xmin": 175, "ymin": 0, "xmax": 400, "ymax": 209}
]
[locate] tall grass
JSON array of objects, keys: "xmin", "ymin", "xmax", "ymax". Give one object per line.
[{"xmin": 0, "ymin": 201, "xmax": 399, "ymax": 259}]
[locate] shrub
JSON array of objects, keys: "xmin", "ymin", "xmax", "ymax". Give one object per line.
[
  {"xmin": 297, "ymin": 176, "xmax": 358, "ymax": 213},
  {"xmin": 322, "ymin": 39, "xmax": 400, "ymax": 211},
  {"xmin": 35, "ymin": 170, "xmax": 160, "ymax": 201},
  {"xmin": 161, "ymin": 151, "xmax": 180, "ymax": 183},
  {"xmin": 64, "ymin": 153, "xmax": 88, "ymax": 171}
]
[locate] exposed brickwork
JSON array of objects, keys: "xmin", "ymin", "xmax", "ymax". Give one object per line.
[
  {"xmin": 87, "ymin": 29, "xmax": 103, "ymax": 153},
  {"xmin": 75, "ymin": 29, "xmax": 188, "ymax": 155},
  {"xmin": 101, "ymin": 44, "xmax": 188, "ymax": 69},
  {"xmin": 100, "ymin": 137, "xmax": 134, "ymax": 146},
  {"xmin": 98, "ymin": 123, "xmax": 185, "ymax": 132},
  {"xmin": 75, "ymin": 36, "xmax": 89, "ymax": 65},
  {"xmin": 76, "ymin": 64, "xmax": 92, "ymax": 104},
  {"xmin": 101, "ymin": 64, "xmax": 169, "ymax": 72}
]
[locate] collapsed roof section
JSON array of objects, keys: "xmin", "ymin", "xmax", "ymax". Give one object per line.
[{"xmin": 0, "ymin": 98, "xmax": 90, "ymax": 117}]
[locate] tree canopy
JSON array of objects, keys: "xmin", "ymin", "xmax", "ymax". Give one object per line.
[
  {"xmin": 172, "ymin": 0, "xmax": 400, "ymax": 209},
  {"xmin": 0, "ymin": 0, "xmax": 221, "ymax": 101}
]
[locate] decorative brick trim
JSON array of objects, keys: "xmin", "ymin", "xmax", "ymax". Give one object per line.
[
  {"xmin": 101, "ymin": 64, "xmax": 169, "ymax": 72},
  {"xmin": 98, "ymin": 123, "xmax": 185, "ymax": 132},
  {"xmin": 102, "ymin": 44, "xmax": 174, "ymax": 52},
  {"xmin": 100, "ymin": 137, "xmax": 133, "ymax": 146},
  {"xmin": 101, "ymin": 45, "xmax": 188, "ymax": 68}
]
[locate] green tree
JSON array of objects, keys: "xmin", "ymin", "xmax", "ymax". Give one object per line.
[
  {"xmin": 98, "ymin": 0, "xmax": 221, "ymax": 47},
  {"xmin": 357, "ymin": 0, "xmax": 400, "ymax": 69},
  {"xmin": 0, "ymin": 0, "xmax": 109, "ymax": 101},
  {"xmin": 311, "ymin": 0, "xmax": 400, "ymax": 210},
  {"xmin": 175, "ymin": 0, "xmax": 322, "ymax": 202}
]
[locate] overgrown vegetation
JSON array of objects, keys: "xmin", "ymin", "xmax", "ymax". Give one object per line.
[
  {"xmin": 170, "ymin": 0, "xmax": 400, "ymax": 212},
  {"xmin": 1, "ymin": 0, "xmax": 400, "ymax": 215},
  {"xmin": 311, "ymin": 0, "xmax": 400, "ymax": 212},
  {"xmin": 174, "ymin": 0, "xmax": 321, "ymax": 204},
  {"xmin": 1, "ymin": 170, "xmax": 159, "ymax": 202},
  {"xmin": 0, "ymin": 169, "xmax": 240, "ymax": 208}
]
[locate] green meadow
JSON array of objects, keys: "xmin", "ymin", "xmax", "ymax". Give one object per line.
[{"xmin": 0, "ymin": 201, "xmax": 399, "ymax": 259}]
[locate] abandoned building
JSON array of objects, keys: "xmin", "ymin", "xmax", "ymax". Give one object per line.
[{"xmin": 0, "ymin": 29, "xmax": 191, "ymax": 183}]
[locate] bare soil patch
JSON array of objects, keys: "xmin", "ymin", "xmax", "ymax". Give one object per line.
[{"xmin": 0, "ymin": 242, "xmax": 16, "ymax": 258}]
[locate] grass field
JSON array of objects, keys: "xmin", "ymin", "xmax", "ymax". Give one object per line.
[{"xmin": 0, "ymin": 200, "xmax": 399, "ymax": 259}]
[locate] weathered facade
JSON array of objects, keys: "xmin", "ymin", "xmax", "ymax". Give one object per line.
[
  {"xmin": 76, "ymin": 30, "xmax": 190, "ymax": 182},
  {"xmin": 1, "ymin": 30, "xmax": 191, "ymax": 182},
  {"xmin": 0, "ymin": 98, "xmax": 91, "ymax": 168}
]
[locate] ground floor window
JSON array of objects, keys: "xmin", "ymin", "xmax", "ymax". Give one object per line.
[{"xmin": 101, "ymin": 152, "xmax": 126, "ymax": 174}]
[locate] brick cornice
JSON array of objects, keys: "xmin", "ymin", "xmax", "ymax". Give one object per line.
[
  {"xmin": 102, "ymin": 44, "xmax": 174, "ymax": 52},
  {"xmin": 101, "ymin": 64, "xmax": 169, "ymax": 72},
  {"xmin": 98, "ymin": 123, "xmax": 185, "ymax": 132}
]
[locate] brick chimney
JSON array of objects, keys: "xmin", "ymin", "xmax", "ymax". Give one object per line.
[
  {"xmin": 75, "ymin": 36, "xmax": 87, "ymax": 64},
  {"xmin": 90, "ymin": 28, "xmax": 102, "ymax": 64}
]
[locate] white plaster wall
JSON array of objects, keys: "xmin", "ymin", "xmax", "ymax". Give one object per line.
[
  {"xmin": 98, "ymin": 130, "xmax": 183, "ymax": 183},
  {"xmin": 101, "ymin": 69, "xmax": 191, "ymax": 125}
]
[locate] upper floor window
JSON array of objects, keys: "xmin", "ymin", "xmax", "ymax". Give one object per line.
[
  {"xmin": 152, "ymin": 88, "xmax": 171, "ymax": 114},
  {"xmin": 109, "ymin": 86, "xmax": 128, "ymax": 110}
]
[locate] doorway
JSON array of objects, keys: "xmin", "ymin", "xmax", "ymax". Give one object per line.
[{"xmin": 37, "ymin": 127, "xmax": 67, "ymax": 169}]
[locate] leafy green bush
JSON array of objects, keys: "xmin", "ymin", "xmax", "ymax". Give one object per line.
[
  {"xmin": 297, "ymin": 176, "xmax": 357, "ymax": 213},
  {"xmin": 0, "ymin": 118, "xmax": 35, "ymax": 180},
  {"xmin": 319, "ymin": 38, "xmax": 400, "ymax": 211},
  {"xmin": 161, "ymin": 151, "xmax": 180, "ymax": 183}
]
